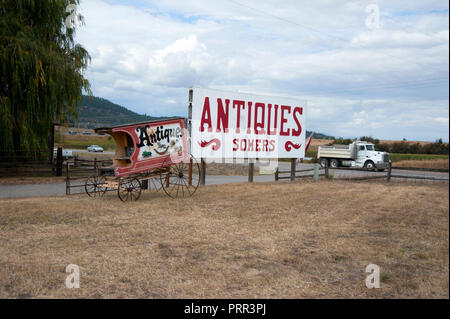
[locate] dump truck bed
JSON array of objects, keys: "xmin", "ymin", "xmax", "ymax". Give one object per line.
[{"xmin": 318, "ymin": 144, "xmax": 356, "ymax": 159}]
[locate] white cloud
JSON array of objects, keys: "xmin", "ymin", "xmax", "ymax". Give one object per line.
[
  {"xmin": 147, "ymin": 34, "xmax": 217, "ymax": 87},
  {"xmin": 435, "ymin": 117, "xmax": 449, "ymax": 124},
  {"xmin": 351, "ymin": 30, "xmax": 449, "ymax": 49},
  {"xmin": 75, "ymin": 0, "xmax": 449, "ymax": 141}
]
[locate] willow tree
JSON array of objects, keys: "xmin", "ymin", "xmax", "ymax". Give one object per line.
[{"xmin": 0, "ymin": 0, "xmax": 90, "ymax": 154}]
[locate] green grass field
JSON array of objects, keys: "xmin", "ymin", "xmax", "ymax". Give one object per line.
[
  {"xmin": 389, "ymin": 153, "xmax": 449, "ymax": 162},
  {"xmin": 54, "ymin": 133, "xmax": 116, "ymax": 151}
]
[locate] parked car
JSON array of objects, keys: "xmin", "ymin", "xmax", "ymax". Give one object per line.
[
  {"xmin": 87, "ymin": 145, "xmax": 104, "ymax": 152},
  {"xmin": 83, "ymin": 131, "xmax": 92, "ymax": 135},
  {"xmin": 68, "ymin": 130, "xmax": 77, "ymax": 135}
]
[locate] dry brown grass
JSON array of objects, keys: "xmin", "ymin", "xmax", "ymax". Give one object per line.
[
  {"xmin": 393, "ymin": 159, "xmax": 449, "ymax": 170},
  {"xmin": 60, "ymin": 134, "xmax": 107, "ymax": 142},
  {"xmin": 0, "ymin": 181, "xmax": 448, "ymax": 299},
  {"xmin": 309, "ymin": 139, "xmax": 333, "ymax": 151},
  {"xmin": 380, "ymin": 140, "xmax": 433, "ymax": 146}
]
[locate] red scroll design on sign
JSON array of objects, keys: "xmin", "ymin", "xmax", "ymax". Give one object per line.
[
  {"xmin": 285, "ymin": 141, "xmax": 301, "ymax": 152},
  {"xmin": 198, "ymin": 138, "xmax": 221, "ymax": 151}
]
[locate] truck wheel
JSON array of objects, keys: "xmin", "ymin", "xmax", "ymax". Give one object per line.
[
  {"xmin": 319, "ymin": 158, "xmax": 329, "ymax": 168},
  {"xmin": 364, "ymin": 161, "xmax": 375, "ymax": 170},
  {"xmin": 330, "ymin": 159, "xmax": 340, "ymax": 168}
]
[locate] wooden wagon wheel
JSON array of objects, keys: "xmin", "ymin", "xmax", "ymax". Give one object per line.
[
  {"xmin": 160, "ymin": 152, "xmax": 200, "ymax": 198},
  {"xmin": 118, "ymin": 177, "xmax": 142, "ymax": 202},
  {"xmin": 85, "ymin": 175, "xmax": 107, "ymax": 197}
]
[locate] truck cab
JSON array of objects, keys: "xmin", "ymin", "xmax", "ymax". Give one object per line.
[
  {"xmin": 354, "ymin": 142, "xmax": 389, "ymax": 170},
  {"xmin": 318, "ymin": 141, "xmax": 390, "ymax": 170}
]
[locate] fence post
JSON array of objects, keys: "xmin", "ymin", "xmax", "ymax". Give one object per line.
[
  {"xmin": 290, "ymin": 158, "xmax": 296, "ymax": 181},
  {"xmin": 200, "ymin": 158, "xmax": 206, "ymax": 185},
  {"xmin": 94, "ymin": 157, "xmax": 97, "ymax": 175},
  {"xmin": 314, "ymin": 163, "xmax": 319, "ymax": 182},
  {"xmin": 248, "ymin": 161, "xmax": 254, "ymax": 183},
  {"xmin": 275, "ymin": 167, "xmax": 279, "ymax": 181},
  {"xmin": 188, "ymin": 158, "xmax": 193, "ymax": 186},
  {"xmin": 66, "ymin": 161, "xmax": 70, "ymax": 195},
  {"xmin": 387, "ymin": 161, "xmax": 392, "ymax": 182},
  {"xmin": 325, "ymin": 160, "xmax": 329, "ymax": 178},
  {"xmin": 56, "ymin": 147, "xmax": 63, "ymax": 176}
]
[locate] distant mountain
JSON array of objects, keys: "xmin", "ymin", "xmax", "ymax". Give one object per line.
[
  {"xmin": 308, "ymin": 131, "xmax": 334, "ymax": 139},
  {"xmin": 70, "ymin": 95, "xmax": 175, "ymax": 129}
]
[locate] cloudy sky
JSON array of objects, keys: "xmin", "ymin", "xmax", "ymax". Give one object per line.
[{"xmin": 74, "ymin": 0, "xmax": 449, "ymax": 141}]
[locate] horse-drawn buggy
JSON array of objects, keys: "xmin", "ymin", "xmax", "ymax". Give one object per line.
[{"xmin": 84, "ymin": 117, "xmax": 200, "ymax": 201}]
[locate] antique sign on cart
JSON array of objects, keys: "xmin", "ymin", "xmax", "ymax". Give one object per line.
[{"xmin": 85, "ymin": 117, "xmax": 200, "ymax": 201}]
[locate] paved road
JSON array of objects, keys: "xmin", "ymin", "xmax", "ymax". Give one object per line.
[
  {"xmin": 0, "ymin": 182, "xmax": 67, "ymax": 199},
  {"xmin": 0, "ymin": 163, "xmax": 447, "ymax": 199}
]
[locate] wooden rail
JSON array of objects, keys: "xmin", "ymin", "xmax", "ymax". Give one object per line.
[
  {"xmin": 275, "ymin": 161, "xmax": 330, "ymax": 181},
  {"xmin": 65, "ymin": 158, "xmax": 113, "ymax": 195},
  {"xmin": 275, "ymin": 161, "xmax": 448, "ymax": 183}
]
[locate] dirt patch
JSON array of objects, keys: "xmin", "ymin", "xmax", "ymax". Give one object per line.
[{"xmin": 0, "ymin": 181, "xmax": 448, "ymax": 298}]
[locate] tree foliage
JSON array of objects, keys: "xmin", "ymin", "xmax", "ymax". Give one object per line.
[{"xmin": 0, "ymin": 0, "xmax": 90, "ymax": 152}]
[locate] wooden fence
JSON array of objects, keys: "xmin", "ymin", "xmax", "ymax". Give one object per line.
[
  {"xmin": 65, "ymin": 158, "xmax": 113, "ymax": 195},
  {"xmin": 274, "ymin": 161, "xmax": 448, "ymax": 183},
  {"xmin": 0, "ymin": 150, "xmax": 53, "ymax": 177}
]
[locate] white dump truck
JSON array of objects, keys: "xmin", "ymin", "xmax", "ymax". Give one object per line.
[{"xmin": 318, "ymin": 141, "xmax": 390, "ymax": 170}]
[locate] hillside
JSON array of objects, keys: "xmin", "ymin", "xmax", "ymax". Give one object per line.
[
  {"xmin": 309, "ymin": 132, "xmax": 334, "ymax": 139},
  {"xmin": 70, "ymin": 95, "xmax": 174, "ymax": 128}
]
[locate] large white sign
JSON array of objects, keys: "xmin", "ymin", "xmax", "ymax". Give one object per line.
[{"xmin": 190, "ymin": 88, "xmax": 307, "ymax": 159}]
